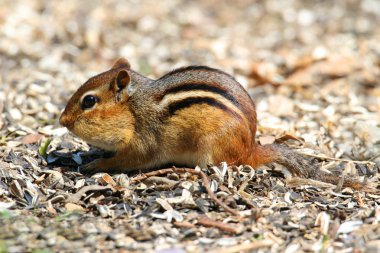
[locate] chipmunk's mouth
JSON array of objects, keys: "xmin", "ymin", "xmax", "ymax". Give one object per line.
[{"xmin": 80, "ymin": 136, "xmax": 121, "ymax": 152}]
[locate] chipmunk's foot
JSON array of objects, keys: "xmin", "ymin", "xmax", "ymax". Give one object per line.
[{"xmin": 79, "ymin": 159, "xmax": 107, "ymax": 174}]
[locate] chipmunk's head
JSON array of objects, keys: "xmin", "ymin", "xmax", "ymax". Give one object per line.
[{"xmin": 60, "ymin": 58, "xmax": 136, "ymax": 151}]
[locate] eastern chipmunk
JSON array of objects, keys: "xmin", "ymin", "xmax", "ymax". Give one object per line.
[{"xmin": 60, "ymin": 58, "xmax": 371, "ymax": 191}]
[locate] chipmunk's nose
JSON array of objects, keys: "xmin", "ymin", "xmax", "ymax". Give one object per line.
[{"xmin": 59, "ymin": 112, "xmax": 74, "ymax": 129}]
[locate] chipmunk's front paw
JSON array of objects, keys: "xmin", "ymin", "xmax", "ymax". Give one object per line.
[{"xmin": 79, "ymin": 159, "xmax": 105, "ymax": 174}]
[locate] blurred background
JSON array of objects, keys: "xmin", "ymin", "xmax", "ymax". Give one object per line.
[{"xmin": 1, "ymin": 0, "xmax": 380, "ymax": 158}]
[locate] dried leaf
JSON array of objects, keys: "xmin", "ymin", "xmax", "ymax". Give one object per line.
[
  {"xmin": 9, "ymin": 180, "xmax": 24, "ymax": 200},
  {"xmin": 21, "ymin": 133, "xmax": 44, "ymax": 144},
  {"xmin": 99, "ymin": 173, "xmax": 117, "ymax": 187}
]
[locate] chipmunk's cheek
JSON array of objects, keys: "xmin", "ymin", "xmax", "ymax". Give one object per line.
[{"xmin": 69, "ymin": 120, "xmax": 86, "ymax": 138}]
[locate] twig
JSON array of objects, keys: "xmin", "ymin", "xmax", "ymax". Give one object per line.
[
  {"xmin": 369, "ymin": 153, "xmax": 380, "ymax": 161},
  {"xmin": 173, "ymin": 221, "xmax": 196, "ymax": 229},
  {"xmin": 143, "ymin": 176, "xmax": 178, "ymax": 188},
  {"xmin": 197, "ymin": 216, "xmax": 241, "ymax": 234},
  {"xmin": 209, "ymin": 239, "xmax": 274, "ymax": 253},
  {"xmin": 237, "ymin": 190, "xmax": 257, "ymax": 209},
  {"xmin": 130, "ymin": 167, "xmax": 241, "ymax": 216},
  {"xmin": 300, "ymin": 153, "xmax": 375, "ymax": 165},
  {"xmin": 285, "ymin": 177, "xmax": 335, "ymax": 189}
]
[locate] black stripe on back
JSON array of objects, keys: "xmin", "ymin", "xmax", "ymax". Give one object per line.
[
  {"xmin": 167, "ymin": 97, "xmax": 242, "ymax": 119},
  {"xmin": 159, "ymin": 66, "xmax": 236, "ymax": 82},
  {"xmin": 163, "ymin": 83, "xmax": 240, "ymax": 108}
]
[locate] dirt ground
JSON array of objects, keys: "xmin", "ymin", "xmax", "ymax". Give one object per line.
[{"xmin": 1, "ymin": 0, "xmax": 380, "ymax": 252}]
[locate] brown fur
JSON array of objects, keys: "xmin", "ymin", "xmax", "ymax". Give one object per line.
[{"xmin": 60, "ymin": 58, "xmax": 372, "ymax": 191}]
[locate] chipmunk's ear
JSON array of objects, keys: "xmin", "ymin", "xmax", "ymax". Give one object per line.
[
  {"xmin": 112, "ymin": 58, "xmax": 131, "ymax": 70},
  {"xmin": 115, "ymin": 70, "xmax": 131, "ymax": 92}
]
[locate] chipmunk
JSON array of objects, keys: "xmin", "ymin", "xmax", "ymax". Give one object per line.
[{"xmin": 59, "ymin": 58, "xmax": 372, "ymax": 191}]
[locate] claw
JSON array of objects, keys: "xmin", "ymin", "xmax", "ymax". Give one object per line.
[{"xmin": 78, "ymin": 159, "xmax": 104, "ymax": 174}]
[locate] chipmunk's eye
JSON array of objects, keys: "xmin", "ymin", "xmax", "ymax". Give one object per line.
[{"xmin": 81, "ymin": 95, "xmax": 98, "ymax": 110}]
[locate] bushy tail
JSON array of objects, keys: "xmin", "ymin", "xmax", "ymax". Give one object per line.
[{"xmin": 253, "ymin": 144, "xmax": 376, "ymax": 191}]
